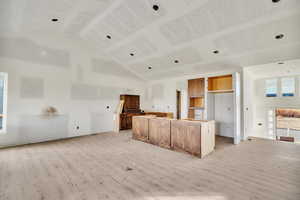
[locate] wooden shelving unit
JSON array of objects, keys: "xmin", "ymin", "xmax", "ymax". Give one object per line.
[
  {"xmin": 208, "ymin": 75, "xmax": 233, "ymax": 92},
  {"xmin": 188, "ymin": 78, "xmax": 205, "ymax": 119},
  {"xmin": 185, "ymin": 73, "xmax": 241, "ymax": 144}
]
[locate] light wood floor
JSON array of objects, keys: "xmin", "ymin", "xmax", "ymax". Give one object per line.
[{"xmin": 0, "ymin": 131, "xmax": 299, "ymax": 200}]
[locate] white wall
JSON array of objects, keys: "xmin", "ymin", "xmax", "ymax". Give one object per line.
[
  {"xmin": 0, "ymin": 36, "xmax": 146, "ymax": 147},
  {"xmin": 144, "ymin": 80, "xmax": 188, "ymax": 119},
  {"xmin": 243, "ymin": 59, "xmax": 300, "ymax": 139},
  {"xmin": 214, "ymin": 93, "xmax": 234, "ymax": 137}
]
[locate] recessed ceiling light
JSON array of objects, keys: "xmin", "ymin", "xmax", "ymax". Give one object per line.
[
  {"xmin": 213, "ymin": 50, "xmax": 219, "ymax": 54},
  {"xmin": 51, "ymin": 18, "xmax": 58, "ymax": 22},
  {"xmin": 130, "ymin": 53, "xmax": 134, "ymax": 56},
  {"xmin": 174, "ymin": 60, "xmax": 179, "ymax": 63},
  {"xmin": 275, "ymin": 34, "xmax": 284, "ymax": 39},
  {"xmin": 272, "ymin": 0, "xmax": 281, "ymax": 3},
  {"xmin": 148, "ymin": 66, "xmax": 152, "ymax": 70},
  {"xmin": 153, "ymin": 5, "xmax": 159, "ymax": 11},
  {"xmin": 106, "ymin": 35, "xmax": 111, "ymax": 39}
]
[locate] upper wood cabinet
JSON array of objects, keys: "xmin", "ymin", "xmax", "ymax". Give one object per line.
[
  {"xmin": 188, "ymin": 78, "xmax": 205, "ymax": 97},
  {"xmin": 208, "ymin": 75, "xmax": 233, "ymax": 92}
]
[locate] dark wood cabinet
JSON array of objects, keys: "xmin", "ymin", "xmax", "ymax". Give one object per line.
[
  {"xmin": 120, "ymin": 95, "xmax": 140, "ymax": 113},
  {"xmin": 120, "ymin": 95, "xmax": 143, "ymax": 130}
]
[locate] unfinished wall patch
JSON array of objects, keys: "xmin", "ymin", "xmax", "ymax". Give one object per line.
[
  {"xmin": 71, "ymin": 84, "xmax": 101, "ymax": 100},
  {"xmin": 90, "ymin": 112, "xmax": 113, "ymax": 133},
  {"xmin": 151, "ymin": 84, "xmax": 164, "ymax": 99},
  {"xmin": 0, "ymin": 37, "xmax": 70, "ymax": 68},
  {"xmin": 100, "ymin": 86, "xmax": 121, "ymax": 100},
  {"xmin": 77, "ymin": 65, "xmax": 84, "ymax": 82},
  {"xmin": 20, "ymin": 77, "xmax": 45, "ymax": 99},
  {"xmin": 18, "ymin": 114, "xmax": 69, "ymax": 144}
]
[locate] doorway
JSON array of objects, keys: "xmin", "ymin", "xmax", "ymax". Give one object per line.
[{"xmin": 176, "ymin": 90, "xmax": 181, "ymax": 119}]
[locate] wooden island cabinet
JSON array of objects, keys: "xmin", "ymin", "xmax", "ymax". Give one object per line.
[
  {"xmin": 132, "ymin": 116, "xmax": 215, "ymax": 158},
  {"xmin": 171, "ymin": 120, "xmax": 215, "ymax": 157},
  {"xmin": 132, "ymin": 115, "xmax": 155, "ymax": 142}
]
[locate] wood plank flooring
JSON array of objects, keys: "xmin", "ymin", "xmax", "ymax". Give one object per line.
[{"xmin": 0, "ymin": 131, "xmax": 299, "ymax": 200}]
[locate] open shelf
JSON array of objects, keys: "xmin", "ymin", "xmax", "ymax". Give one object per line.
[
  {"xmin": 208, "ymin": 75, "xmax": 233, "ymax": 92},
  {"xmin": 190, "ymin": 97, "xmax": 204, "ymax": 108}
]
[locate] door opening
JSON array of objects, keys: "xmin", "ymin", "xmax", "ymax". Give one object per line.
[{"xmin": 176, "ymin": 90, "xmax": 181, "ymax": 119}]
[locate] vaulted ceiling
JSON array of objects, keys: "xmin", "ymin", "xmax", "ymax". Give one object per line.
[{"xmin": 1, "ymin": 0, "xmax": 300, "ymax": 80}]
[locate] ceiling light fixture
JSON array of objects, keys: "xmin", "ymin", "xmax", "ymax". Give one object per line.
[
  {"xmin": 275, "ymin": 34, "xmax": 284, "ymax": 39},
  {"xmin": 153, "ymin": 5, "xmax": 159, "ymax": 11},
  {"xmin": 51, "ymin": 18, "xmax": 58, "ymax": 22},
  {"xmin": 106, "ymin": 35, "xmax": 111, "ymax": 39}
]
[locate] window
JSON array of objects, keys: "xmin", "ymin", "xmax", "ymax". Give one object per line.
[
  {"xmin": 265, "ymin": 79, "xmax": 278, "ymax": 97},
  {"xmin": 281, "ymin": 77, "xmax": 295, "ymax": 97},
  {"xmin": 0, "ymin": 73, "xmax": 7, "ymax": 133}
]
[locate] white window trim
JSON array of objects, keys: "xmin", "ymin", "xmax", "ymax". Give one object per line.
[{"xmin": 0, "ymin": 72, "xmax": 8, "ymax": 134}]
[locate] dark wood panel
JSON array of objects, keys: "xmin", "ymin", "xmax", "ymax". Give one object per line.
[
  {"xmin": 120, "ymin": 95, "xmax": 140, "ymax": 113},
  {"xmin": 120, "ymin": 113, "xmax": 144, "ymax": 130},
  {"xmin": 120, "ymin": 95, "xmax": 142, "ymax": 130}
]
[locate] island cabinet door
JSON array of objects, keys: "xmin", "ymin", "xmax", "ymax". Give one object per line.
[
  {"xmin": 149, "ymin": 118, "xmax": 171, "ymax": 149},
  {"xmin": 171, "ymin": 120, "xmax": 202, "ymax": 157},
  {"xmin": 132, "ymin": 117, "xmax": 149, "ymax": 142}
]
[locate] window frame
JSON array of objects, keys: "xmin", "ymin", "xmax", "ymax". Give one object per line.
[
  {"xmin": 265, "ymin": 78, "xmax": 278, "ymax": 97},
  {"xmin": 280, "ymin": 77, "xmax": 296, "ymax": 97}
]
